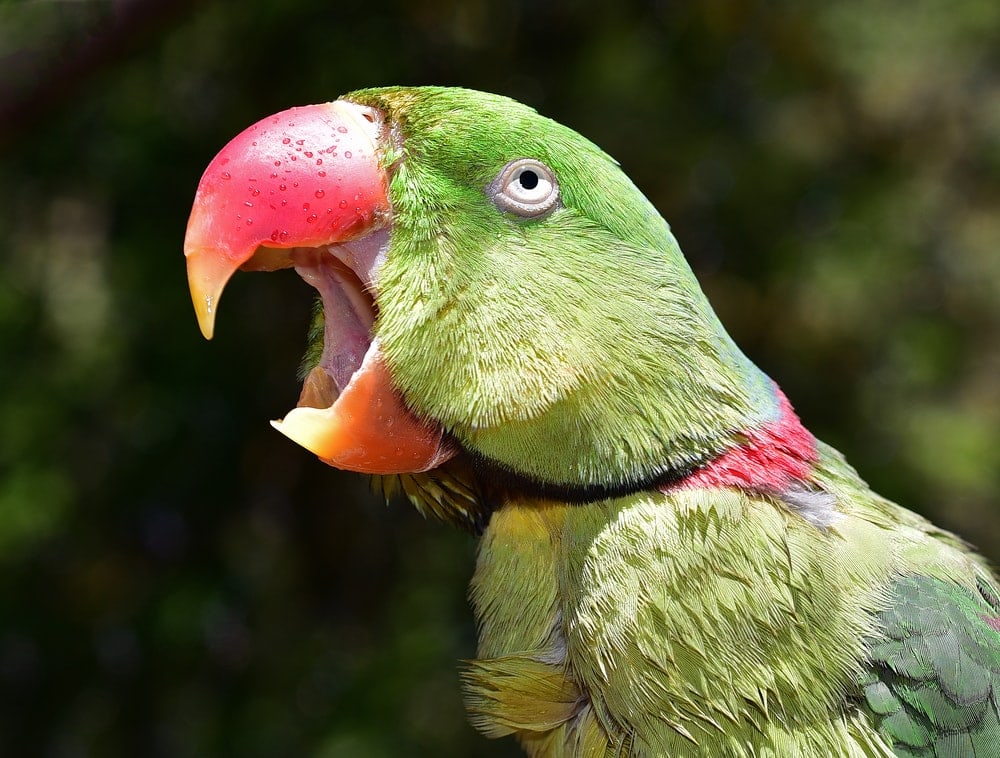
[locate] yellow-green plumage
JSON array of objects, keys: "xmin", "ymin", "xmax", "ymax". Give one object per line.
[
  {"xmin": 322, "ymin": 88, "xmax": 1000, "ymax": 756},
  {"xmin": 457, "ymin": 442, "xmax": 995, "ymax": 756},
  {"xmin": 208, "ymin": 87, "xmax": 1000, "ymax": 756},
  {"xmin": 347, "ymin": 89, "xmax": 1000, "ymax": 756}
]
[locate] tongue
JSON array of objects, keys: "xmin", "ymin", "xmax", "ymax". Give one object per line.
[{"xmin": 271, "ymin": 338, "xmax": 456, "ymax": 474}]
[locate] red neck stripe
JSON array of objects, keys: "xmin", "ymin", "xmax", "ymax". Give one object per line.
[{"xmin": 661, "ymin": 388, "xmax": 816, "ymax": 494}]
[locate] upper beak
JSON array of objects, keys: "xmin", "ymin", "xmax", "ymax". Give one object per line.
[{"xmin": 184, "ymin": 100, "xmax": 388, "ymax": 339}]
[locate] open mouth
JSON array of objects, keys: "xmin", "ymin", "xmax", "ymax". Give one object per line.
[
  {"xmin": 286, "ymin": 228, "xmax": 389, "ymax": 411},
  {"xmin": 184, "ymin": 99, "xmax": 454, "ymax": 474},
  {"xmin": 227, "ymin": 227, "xmax": 455, "ymax": 475}
]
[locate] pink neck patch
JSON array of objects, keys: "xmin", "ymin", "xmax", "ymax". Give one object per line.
[
  {"xmin": 661, "ymin": 388, "xmax": 817, "ymax": 495},
  {"xmin": 983, "ymin": 616, "xmax": 1000, "ymax": 633}
]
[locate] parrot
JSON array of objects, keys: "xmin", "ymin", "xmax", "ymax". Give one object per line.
[{"xmin": 183, "ymin": 87, "xmax": 1000, "ymax": 757}]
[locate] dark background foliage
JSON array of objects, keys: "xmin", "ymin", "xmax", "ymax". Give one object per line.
[{"xmin": 1, "ymin": 1, "xmax": 998, "ymax": 755}]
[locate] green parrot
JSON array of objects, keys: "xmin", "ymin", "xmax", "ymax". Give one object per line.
[{"xmin": 183, "ymin": 87, "xmax": 1000, "ymax": 757}]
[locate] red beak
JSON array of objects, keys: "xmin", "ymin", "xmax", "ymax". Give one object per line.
[
  {"xmin": 184, "ymin": 101, "xmax": 455, "ymax": 475},
  {"xmin": 184, "ymin": 101, "xmax": 388, "ymax": 340}
]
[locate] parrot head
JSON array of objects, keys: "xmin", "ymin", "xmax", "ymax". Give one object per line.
[{"xmin": 185, "ymin": 87, "xmax": 773, "ymax": 498}]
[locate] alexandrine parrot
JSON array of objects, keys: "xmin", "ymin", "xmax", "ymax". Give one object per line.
[{"xmin": 183, "ymin": 87, "xmax": 1000, "ymax": 757}]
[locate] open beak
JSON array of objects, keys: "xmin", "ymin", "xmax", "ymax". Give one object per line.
[{"xmin": 184, "ymin": 100, "xmax": 454, "ymax": 475}]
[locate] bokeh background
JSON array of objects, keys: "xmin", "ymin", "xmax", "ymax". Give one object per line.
[{"xmin": 2, "ymin": 1, "xmax": 999, "ymax": 755}]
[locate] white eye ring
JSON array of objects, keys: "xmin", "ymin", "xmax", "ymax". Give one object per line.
[{"xmin": 488, "ymin": 158, "xmax": 560, "ymax": 218}]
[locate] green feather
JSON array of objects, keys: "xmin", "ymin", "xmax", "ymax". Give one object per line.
[
  {"xmin": 338, "ymin": 88, "xmax": 1000, "ymax": 757},
  {"xmin": 862, "ymin": 574, "xmax": 1000, "ymax": 756}
]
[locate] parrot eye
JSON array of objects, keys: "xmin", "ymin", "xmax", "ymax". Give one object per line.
[{"xmin": 489, "ymin": 158, "xmax": 560, "ymax": 218}]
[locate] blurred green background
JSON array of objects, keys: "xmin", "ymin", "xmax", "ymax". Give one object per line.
[{"xmin": 1, "ymin": 1, "xmax": 998, "ymax": 755}]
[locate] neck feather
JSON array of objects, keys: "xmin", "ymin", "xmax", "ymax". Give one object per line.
[{"xmin": 661, "ymin": 386, "xmax": 817, "ymax": 495}]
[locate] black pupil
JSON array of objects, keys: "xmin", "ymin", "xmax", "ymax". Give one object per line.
[{"xmin": 518, "ymin": 169, "xmax": 539, "ymax": 190}]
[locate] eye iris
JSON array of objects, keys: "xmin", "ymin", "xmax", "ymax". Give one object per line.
[
  {"xmin": 518, "ymin": 170, "xmax": 539, "ymax": 191},
  {"xmin": 489, "ymin": 159, "xmax": 558, "ymax": 217}
]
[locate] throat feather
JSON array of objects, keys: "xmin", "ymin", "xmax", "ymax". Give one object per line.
[{"xmin": 465, "ymin": 387, "xmax": 830, "ymax": 527}]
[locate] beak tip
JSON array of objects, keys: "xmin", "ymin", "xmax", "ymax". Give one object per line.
[
  {"xmin": 269, "ymin": 408, "xmax": 336, "ymax": 460},
  {"xmin": 191, "ymin": 292, "xmax": 218, "ymax": 340},
  {"xmin": 186, "ymin": 245, "xmax": 231, "ymax": 341}
]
